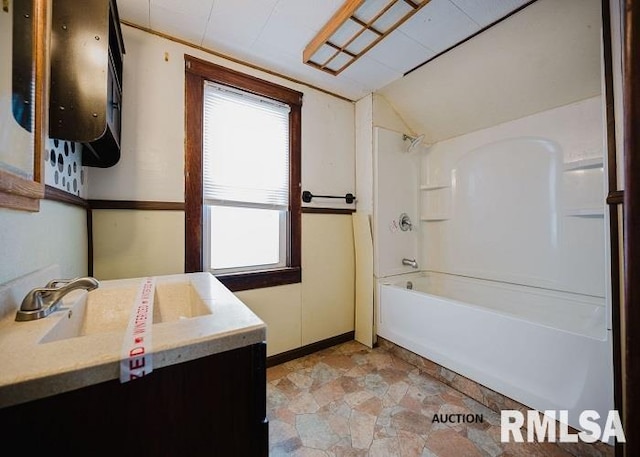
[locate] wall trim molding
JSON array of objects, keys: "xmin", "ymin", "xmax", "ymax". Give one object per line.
[
  {"xmin": 44, "ymin": 185, "xmax": 89, "ymax": 208},
  {"xmin": 266, "ymin": 331, "xmax": 355, "ymax": 368},
  {"xmin": 45, "ymin": 195, "xmax": 359, "ymax": 216},
  {"xmin": 88, "ymin": 200, "xmax": 185, "ymax": 210},
  {"xmin": 42, "ymin": 190, "xmax": 187, "ymax": 212}
]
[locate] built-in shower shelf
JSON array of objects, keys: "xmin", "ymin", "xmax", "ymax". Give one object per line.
[
  {"xmin": 563, "ymin": 157, "xmax": 604, "ymax": 171},
  {"xmin": 421, "ymin": 214, "xmax": 450, "ymax": 221},
  {"xmin": 564, "ymin": 208, "xmax": 604, "ymax": 217},
  {"xmin": 420, "ymin": 184, "xmax": 450, "ymax": 191}
]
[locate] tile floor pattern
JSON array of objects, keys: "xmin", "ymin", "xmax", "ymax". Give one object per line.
[{"xmin": 267, "ymin": 341, "xmax": 583, "ymax": 457}]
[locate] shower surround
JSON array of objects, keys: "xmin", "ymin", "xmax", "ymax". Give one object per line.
[{"xmin": 372, "ymin": 96, "xmax": 613, "ymax": 439}]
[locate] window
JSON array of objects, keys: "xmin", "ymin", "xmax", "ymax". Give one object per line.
[{"xmin": 185, "ymin": 55, "xmax": 302, "ymax": 291}]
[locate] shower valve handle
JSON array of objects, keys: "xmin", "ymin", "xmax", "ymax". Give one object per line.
[{"xmin": 399, "ymin": 213, "xmax": 413, "ymax": 231}]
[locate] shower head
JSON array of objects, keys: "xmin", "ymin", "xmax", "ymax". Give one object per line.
[{"xmin": 402, "ymin": 133, "xmax": 425, "ymax": 152}]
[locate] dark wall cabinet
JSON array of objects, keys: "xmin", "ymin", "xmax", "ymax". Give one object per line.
[
  {"xmin": 0, "ymin": 344, "xmax": 269, "ymax": 456},
  {"xmin": 49, "ymin": 0, "xmax": 125, "ymax": 167}
]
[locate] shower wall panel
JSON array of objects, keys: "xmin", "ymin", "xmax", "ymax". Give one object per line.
[
  {"xmin": 373, "ymin": 128, "xmax": 421, "ymax": 278},
  {"xmin": 422, "ymin": 96, "xmax": 606, "ymax": 298}
]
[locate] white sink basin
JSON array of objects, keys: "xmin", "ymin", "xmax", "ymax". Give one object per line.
[{"xmin": 40, "ymin": 280, "xmax": 212, "ymax": 343}]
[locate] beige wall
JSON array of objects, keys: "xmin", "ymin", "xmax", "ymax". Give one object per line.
[
  {"xmin": 92, "ymin": 210, "xmax": 184, "ymax": 281},
  {"xmin": 372, "ymin": 94, "xmax": 413, "ymax": 135},
  {"xmin": 87, "ymin": 27, "xmax": 357, "ymax": 355},
  {"xmin": 0, "ymin": 200, "xmax": 88, "ymax": 285},
  {"xmin": 91, "ymin": 211, "xmax": 356, "ymax": 357},
  {"xmin": 235, "ymin": 285, "xmax": 302, "ymax": 357},
  {"xmin": 92, "ymin": 210, "xmax": 357, "ymax": 357},
  {"xmin": 301, "ymin": 213, "xmax": 355, "ymax": 345},
  {"xmin": 235, "ymin": 213, "xmax": 355, "ymax": 357}
]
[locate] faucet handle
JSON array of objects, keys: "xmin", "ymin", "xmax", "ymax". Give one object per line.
[
  {"xmin": 45, "ymin": 278, "xmax": 78, "ymax": 289},
  {"xmin": 16, "ymin": 277, "xmax": 99, "ymax": 322}
]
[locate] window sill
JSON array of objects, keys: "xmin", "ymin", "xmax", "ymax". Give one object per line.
[{"xmin": 214, "ymin": 266, "xmax": 301, "ymax": 292}]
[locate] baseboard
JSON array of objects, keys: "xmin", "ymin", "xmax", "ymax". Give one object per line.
[{"xmin": 266, "ymin": 331, "xmax": 355, "ymax": 368}]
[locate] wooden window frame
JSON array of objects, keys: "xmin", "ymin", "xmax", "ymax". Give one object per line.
[{"xmin": 184, "ymin": 55, "xmax": 302, "ymax": 291}]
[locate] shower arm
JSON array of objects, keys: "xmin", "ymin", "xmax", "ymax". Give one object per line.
[{"xmin": 402, "ymin": 133, "xmax": 426, "ymax": 153}]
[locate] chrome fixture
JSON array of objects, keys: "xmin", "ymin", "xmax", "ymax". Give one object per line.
[
  {"xmin": 402, "ymin": 133, "xmax": 425, "ymax": 152},
  {"xmin": 15, "ymin": 277, "xmax": 99, "ymax": 321},
  {"xmin": 402, "ymin": 258, "xmax": 419, "ymax": 269},
  {"xmin": 399, "ymin": 213, "xmax": 413, "ymax": 231},
  {"xmin": 406, "ymin": 281, "xmax": 413, "ymax": 290}
]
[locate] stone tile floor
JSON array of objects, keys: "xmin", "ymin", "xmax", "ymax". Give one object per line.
[{"xmin": 266, "ymin": 341, "xmax": 580, "ymax": 457}]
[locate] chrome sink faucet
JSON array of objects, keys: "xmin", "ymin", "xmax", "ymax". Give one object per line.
[
  {"xmin": 402, "ymin": 258, "xmax": 419, "ymax": 269},
  {"xmin": 15, "ymin": 277, "xmax": 99, "ymax": 322}
]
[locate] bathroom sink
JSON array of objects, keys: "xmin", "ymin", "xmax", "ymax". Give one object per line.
[
  {"xmin": 0, "ymin": 270, "xmax": 266, "ymax": 410},
  {"xmin": 40, "ymin": 279, "xmax": 212, "ymax": 344}
]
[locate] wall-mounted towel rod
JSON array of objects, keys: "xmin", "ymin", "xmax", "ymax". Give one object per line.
[{"xmin": 302, "ymin": 190, "xmax": 356, "ymax": 204}]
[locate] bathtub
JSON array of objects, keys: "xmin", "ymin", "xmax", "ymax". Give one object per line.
[{"xmin": 377, "ymin": 271, "xmax": 614, "ymax": 433}]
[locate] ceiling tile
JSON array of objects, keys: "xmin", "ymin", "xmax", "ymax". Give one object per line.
[
  {"xmin": 365, "ymin": 31, "xmax": 435, "ymax": 74},
  {"xmin": 401, "ymin": 0, "xmax": 481, "ymax": 54},
  {"xmin": 450, "ymin": 0, "xmax": 531, "ymax": 27},
  {"xmin": 202, "ymin": 39, "xmax": 255, "ymax": 63},
  {"xmin": 203, "ymin": 0, "xmax": 279, "ymax": 49},
  {"xmin": 150, "ymin": 4, "xmax": 208, "ymax": 45},
  {"xmin": 340, "ymin": 55, "xmax": 403, "ymax": 94},
  {"xmin": 150, "ymin": 0, "xmax": 214, "ymax": 18},
  {"xmin": 117, "ymin": 0, "xmax": 150, "ymax": 28},
  {"xmin": 268, "ymin": 0, "xmax": 343, "ymax": 32},
  {"xmin": 117, "ymin": 0, "xmax": 535, "ymax": 100},
  {"xmin": 253, "ymin": 10, "xmax": 316, "ymax": 57}
]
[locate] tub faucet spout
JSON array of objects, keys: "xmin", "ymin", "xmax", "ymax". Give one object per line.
[
  {"xmin": 402, "ymin": 258, "xmax": 419, "ymax": 269},
  {"xmin": 15, "ymin": 277, "xmax": 99, "ymax": 322}
]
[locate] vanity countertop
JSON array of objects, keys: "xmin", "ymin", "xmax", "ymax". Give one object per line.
[{"xmin": 0, "ymin": 272, "xmax": 266, "ymax": 409}]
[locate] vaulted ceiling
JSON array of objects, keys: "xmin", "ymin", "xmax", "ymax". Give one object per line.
[
  {"xmin": 116, "ymin": 0, "xmax": 531, "ymax": 100},
  {"xmin": 378, "ymin": 0, "xmax": 603, "ymax": 142}
]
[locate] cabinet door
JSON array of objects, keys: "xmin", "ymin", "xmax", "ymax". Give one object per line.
[
  {"xmin": 49, "ymin": 0, "xmax": 109, "ymax": 143},
  {"xmin": 0, "ymin": 344, "xmax": 268, "ymax": 456}
]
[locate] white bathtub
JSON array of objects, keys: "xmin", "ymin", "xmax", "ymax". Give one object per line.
[{"xmin": 377, "ymin": 271, "xmax": 614, "ymax": 433}]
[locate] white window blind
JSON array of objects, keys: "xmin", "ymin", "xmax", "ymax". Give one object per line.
[{"xmin": 203, "ymin": 81, "xmax": 291, "ymax": 210}]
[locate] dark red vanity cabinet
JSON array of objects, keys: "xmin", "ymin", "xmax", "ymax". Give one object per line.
[{"xmin": 0, "ymin": 343, "xmax": 268, "ymax": 456}]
